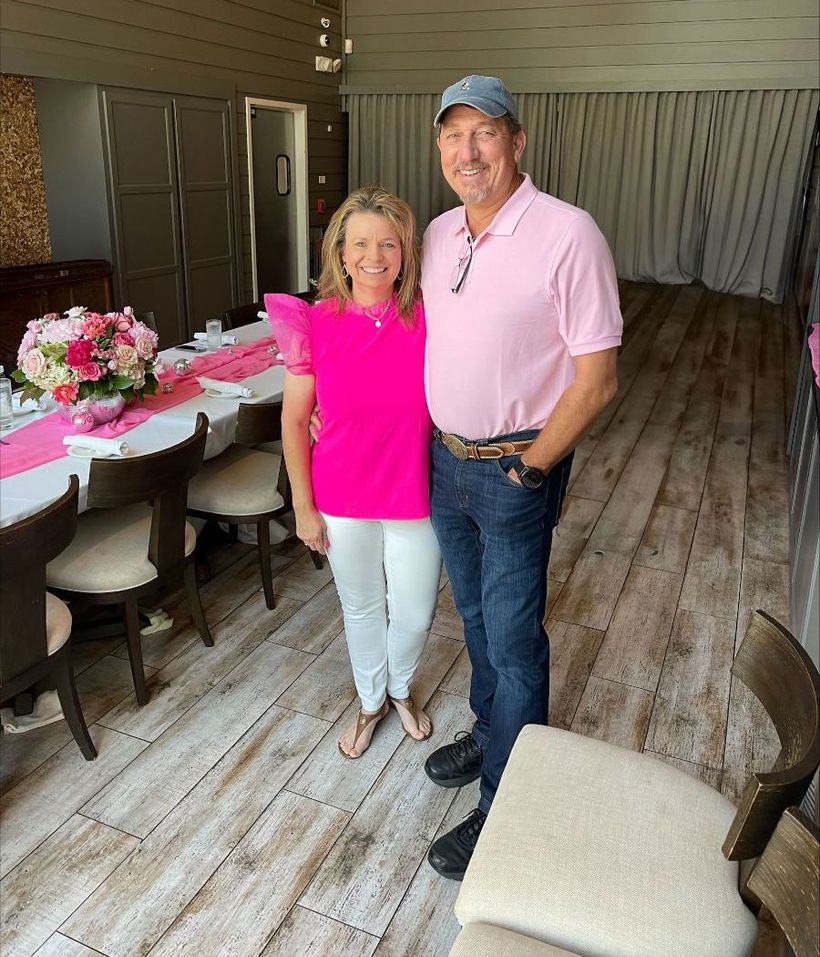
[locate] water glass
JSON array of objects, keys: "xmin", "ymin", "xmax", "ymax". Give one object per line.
[{"xmin": 206, "ymin": 318, "xmax": 223, "ymax": 352}]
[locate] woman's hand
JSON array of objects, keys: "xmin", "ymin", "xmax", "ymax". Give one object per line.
[{"xmin": 295, "ymin": 505, "xmax": 329, "ymax": 555}]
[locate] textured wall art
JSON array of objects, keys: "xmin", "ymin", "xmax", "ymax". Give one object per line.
[{"xmin": 0, "ymin": 74, "xmax": 52, "ymax": 267}]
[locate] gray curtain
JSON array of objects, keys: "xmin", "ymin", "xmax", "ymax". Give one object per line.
[{"xmin": 348, "ymin": 89, "xmax": 819, "ymax": 302}]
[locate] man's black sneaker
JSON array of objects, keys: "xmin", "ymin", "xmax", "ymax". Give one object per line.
[
  {"xmin": 424, "ymin": 731, "xmax": 483, "ymax": 787},
  {"xmin": 428, "ymin": 808, "xmax": 487, "ymax": 880}
]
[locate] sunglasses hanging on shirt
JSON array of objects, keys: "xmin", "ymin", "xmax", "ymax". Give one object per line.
[{"xmin": 451, "ymin": 237, "xmax": 474, "ymax": 294}]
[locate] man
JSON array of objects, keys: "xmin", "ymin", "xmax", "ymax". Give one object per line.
[{"xmin": 422, "ymin": 75, "xmax": 622, "ymax": 880}]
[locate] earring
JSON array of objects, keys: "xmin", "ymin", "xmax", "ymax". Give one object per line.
[
  {"xmin": 341, "ymin": 263, "xmax": 349, "ymax": 279},
  {"xmin": 396, "ymin": 269, "xmax": 404, "ymax": 281}
]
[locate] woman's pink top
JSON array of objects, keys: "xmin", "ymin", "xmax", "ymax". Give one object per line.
[{"xmin": 264, "ymin": 294, "xmax": 432, "ymax": 519}]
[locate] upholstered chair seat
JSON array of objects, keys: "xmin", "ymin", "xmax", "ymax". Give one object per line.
[
  {"xmin": 45, "ymin": 592, "xmax": 72, "ymax": 655},
  {"xmin": 456, "ymin": 725, "xmax": 757, "ymax": 957},
  {"xmin": 47, "ymin": 504, "xmax": 197, "ymax": 594},
  {"xmin": 187, "ymin": 447, "xmax": 284, "ymax": 517},
  {"xmin": 450, "ymin": 923, "xmax": 582, "ymax": 956}
]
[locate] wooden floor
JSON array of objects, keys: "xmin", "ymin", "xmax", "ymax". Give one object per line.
[{"xmin": 0, "ymin": 281, "xmax": 793, "ymax": 957}]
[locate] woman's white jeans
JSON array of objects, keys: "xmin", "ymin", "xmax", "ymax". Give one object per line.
[{"xmin": 321, "ymin": 514, "xmax": 442, "ymax": 712}]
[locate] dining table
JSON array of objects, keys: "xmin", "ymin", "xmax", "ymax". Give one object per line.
[{"xmin": 0, "ymin": 319, "xmax": 284, "ymax": 528}]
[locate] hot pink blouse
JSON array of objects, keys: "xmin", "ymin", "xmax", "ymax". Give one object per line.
[{"xmin": 264, "ymin": 294, "xmax": 432, "ymax": 519}]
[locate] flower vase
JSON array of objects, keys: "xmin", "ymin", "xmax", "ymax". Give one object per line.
[{"xmin": 60, "ymin": 392, "xmax": 126, "ymax": 431}]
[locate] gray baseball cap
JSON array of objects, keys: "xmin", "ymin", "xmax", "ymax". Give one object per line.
[{"xmin": 433, "ymin": 75, "xmax": 519, "ymax": 127}]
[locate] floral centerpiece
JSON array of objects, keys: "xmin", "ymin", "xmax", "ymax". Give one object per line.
[{"xmin": 13, "ymin": 307, "xmax": 159, "ymax": 417}]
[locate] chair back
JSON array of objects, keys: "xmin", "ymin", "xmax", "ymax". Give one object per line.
[
  {"xmin": 223, "ymin": 302, "xmax": 262, "ymax": 329},
  {"xmin": 0, "ymin": 476, "xmax": 79, "ymax": 684},
  {"xmin": 134, "ymin": 311, "xmax": 158, "ymax": 334},
  {"xmin": 86, "ymin": 413, "xmax": 208, "ymax": 577},
  {"xmin": 233, "ymin": 401, "xmax": 289, "ymax": 504},
  {"xmin": 723, "ymin": 611, "xmax": 820, "ymax": 861},
  {"xmin": 747, "ymin": 808, "xmax": 819, "ymax": 957}
]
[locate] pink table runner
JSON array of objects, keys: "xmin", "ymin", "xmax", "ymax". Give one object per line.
[{"xmin": 0, "ymin": 336, "xmax": 281, "ymax": 479}]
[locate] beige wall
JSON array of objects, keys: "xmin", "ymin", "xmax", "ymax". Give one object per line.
[
  {"xmin": 344, "ymin": 0, "xmax": 820, "ymax": 93},
  {"xmin": 0, "ymin": 74, "xmax": 51, "ymax": 266},
  {"xmin": 0, "ymin": 0, "xmax": 347, "ymax": 298}
]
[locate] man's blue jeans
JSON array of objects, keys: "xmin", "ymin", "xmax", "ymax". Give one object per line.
[{"xmin": 430, "ymin": 433, "xmax": 573, "ymax": 814}]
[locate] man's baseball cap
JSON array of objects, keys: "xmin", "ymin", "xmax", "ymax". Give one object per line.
[{"xmin": 433, "ymin": 75, "xmax": 519, "ymax": 127}]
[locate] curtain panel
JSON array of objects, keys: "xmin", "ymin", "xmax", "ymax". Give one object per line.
[{"xmin": 348, "ymin": 90, "xmax": 818, "ymax": 302}]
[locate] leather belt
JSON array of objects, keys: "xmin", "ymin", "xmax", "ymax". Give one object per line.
[{"xmin": 436, "ymin": 430, "xmax": 534, "ymax": 461}]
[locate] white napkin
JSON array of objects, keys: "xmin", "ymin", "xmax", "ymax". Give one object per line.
[
  {"xmin": 193, "ymin": 331, "xmax": 239, "ymax": 345},
  {"xmin": 257, "ymin": 310, "xmax": 269, "ymax": 320},
  {"xmin": 197, "ymin": 376, "xmax": 254, "ymax": 398},
  {"xmin": 62, "ymin": 435, "xmax": 129, "ymax": 455},
  {"xmin": 1, "ymin": 690, "xmax": 63, "ymax": 733}
]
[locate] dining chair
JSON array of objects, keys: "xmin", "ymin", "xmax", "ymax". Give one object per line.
[
  {"xmin": 451, "ymin": 610, "xmax": 820, "ymax": 957},
  {"xmin": 134, "ymin": 310, "xmax": 157, "ymax": 334},
  {"xmin": 46, "ymin": 414, "xmax": 212, "ymax": 706},
  {"xmin": 187, "ymin": 400, "xmax": 323, "ymax": 611},
  {"xmin": 223, "ymin": 302, "xmax": 262, "ymax": 329},
  {"xmin": 747, "ymin": 806, "xmax": 819, "ymax": 957},
  {"xmin": 0, "ymin": 475, "xmax": 96, "ymax": 760}
]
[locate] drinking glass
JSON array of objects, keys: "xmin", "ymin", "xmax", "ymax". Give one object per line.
[{"xmin": 206, "ymin": 318, "xmax": 222, "ymax": 351}]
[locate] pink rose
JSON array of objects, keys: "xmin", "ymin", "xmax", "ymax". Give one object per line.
[
  {"xmin": 21, "ymin": 348, "xmax": 47, "ymax": 378},
  {"xmin": 79, "ymin": 362, "xmax": 104, "ymax": 382},
  {"xmin": 66, "ymin": 339, "xmax": 95, "ymax": 368},
  {"xmin": 42, "ymin": 313, "xmax": 60, "ymax": 322},
  {"xmin": 52, "ymin": 383, "xmax": 79, "ymax": 405},
  {"xmin": 134, "ymin": 335, "xmax": 155, "ymax": 360},
  {"xmin": 113, "ymin": 331, "xmax": 135, "ymax": 347},
  {"xmin": 115, "ymin": 316, "xmax": 133, "ymax": 332}
]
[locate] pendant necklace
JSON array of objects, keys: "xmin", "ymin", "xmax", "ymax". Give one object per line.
[{"xmin": 363, "ymin": 298, "xmax": 392, "ymax": 329}]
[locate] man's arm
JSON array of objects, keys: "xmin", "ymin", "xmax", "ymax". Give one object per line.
[{"xmin": 511, "ymin": 347, "xmax": 618, "ymax": 480}]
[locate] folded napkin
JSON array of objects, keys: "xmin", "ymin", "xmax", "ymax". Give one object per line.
[
  {"xmin": 193, "ymin": 331, "xmax": 239, "ymax": 345},
  {"xmin": 1, "ymin": 690, "xmax": 63, "ymax": 733},
  {"xmin": 62, "ymin": 435, "xmax": 129, "ymax": 455},
  {"xmin": 197, "ymin": 376, "xmax": 254, "ymax": 398}
]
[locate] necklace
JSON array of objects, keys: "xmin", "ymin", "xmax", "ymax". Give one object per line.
[{"xmin": 362, "ymin": 298, "xmax": 392, "ymax": 329}]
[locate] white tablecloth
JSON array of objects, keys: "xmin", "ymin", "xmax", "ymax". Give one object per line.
[{"xmin": 0, "ymin": 321, "xmax": 284, "ymax": 527}]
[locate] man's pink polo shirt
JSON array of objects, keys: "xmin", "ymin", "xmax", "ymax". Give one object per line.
[{"xmin": 421, "ymin": 173, "xmax": 622, "ymax": 439}]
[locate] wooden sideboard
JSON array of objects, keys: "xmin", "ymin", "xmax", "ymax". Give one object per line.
[{"xmin": 0, "ymin": 259, "xmax": 113, "ymax": 374}]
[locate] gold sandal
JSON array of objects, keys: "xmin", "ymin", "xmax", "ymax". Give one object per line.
[
  {"xmin": 338, "ymin": 700, "xmax": 388, "ymax": 759},
  {"xmin": 388, "ymin": 694, "xmax": 432, "ymax": 740}
]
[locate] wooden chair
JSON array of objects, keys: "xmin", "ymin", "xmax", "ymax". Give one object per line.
[
  {"xmin": 451, "ymin": 610, "xmax": 820, "ymax": 957},
  {"xmin": 223, "ymin": 302, "xmax": 262, "ymax": 329},
  {"xmin": 0, "ymin": 476, "xmax": 96, "ymax": 760},
  {"xmin": 46, "ymin": 414, "xmax": 213, "ymax": 706},
  {"xmin": 134, "ymin": 310, "xmax": 157, "ymax": 334},
  {"xmin": 747, "ymin": 807, "xmax": 819, "ymax": 957},
  {"xmin": 187, "ymin": 400, "xmax": 323, "ymax": 610}
]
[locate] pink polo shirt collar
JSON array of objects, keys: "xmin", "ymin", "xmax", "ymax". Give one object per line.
[{"xmin": 449, "ymin": 173, "xmax": 539, "ymax": 239}]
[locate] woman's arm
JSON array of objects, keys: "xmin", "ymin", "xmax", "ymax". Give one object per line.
[{"xmin": 282, "ymin": 371, "xmax": 329, "ymax": 554}]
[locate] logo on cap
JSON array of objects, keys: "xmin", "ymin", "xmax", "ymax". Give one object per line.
[{"xmin": 460, "ymin": 81, "xmax": 470, "ymax": 90}]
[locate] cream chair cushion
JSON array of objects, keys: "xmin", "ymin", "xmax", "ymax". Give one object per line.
[
  {"xmin": 47, "ymin": 504, "xmax": 196, "ymax": 594},
  {"xmin": 456, "ymin": 725, "xmax": 758, "ymax": 957},
  {"xmin": 450, "ymin": 923, "xmax": 581, "ymax": 956},
  {"xmin": 187, "ymin": 446, "xmax": 284, "ymax": 517},
  {"xmin": 45, "ymin": 592, "xmax": 72, "ymax": 655}
]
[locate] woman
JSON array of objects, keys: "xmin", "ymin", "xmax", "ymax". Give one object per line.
[{"xmin": 265, "ymin": 187, "xmax": 441, "ymax": 759}]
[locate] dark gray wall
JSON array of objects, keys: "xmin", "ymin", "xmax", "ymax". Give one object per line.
[
  {"xmin": 33, "ymin": 78, "xmax": 111, "ymax": 263},
  {"xmin": 1, "ymin": 0, "xmax": 348, "ymax": 301},
  {"xmin": 343, "ymin": 0, "xmax": 819, "ymax": 94}
]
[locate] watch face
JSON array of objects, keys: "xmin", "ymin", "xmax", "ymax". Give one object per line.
[{"xmin": 517, "ymin": 464, "xmax": 543, "ymax": 489}]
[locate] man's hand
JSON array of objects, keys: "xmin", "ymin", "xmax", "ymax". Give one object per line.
[{"xmin": 309, "ymin": 405, "xmax": 323, "ymax": 442}]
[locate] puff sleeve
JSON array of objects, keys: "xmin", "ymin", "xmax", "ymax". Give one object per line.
[{"xmin": 264, "ymin": 293, "xmax": 313, "ymax": 375}]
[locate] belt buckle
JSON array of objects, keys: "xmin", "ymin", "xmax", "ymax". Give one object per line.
[{"xmin": 441, "ymin": 432, "xmax": 469, "ymax": 460}]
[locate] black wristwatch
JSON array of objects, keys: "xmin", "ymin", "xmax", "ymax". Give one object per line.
[{"xmin": 511, "ymin": 460, "xmax": 545, "ymax": 490}]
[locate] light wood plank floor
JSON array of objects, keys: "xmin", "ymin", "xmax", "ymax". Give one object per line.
[{"xmin": 1, "ymin": 282, "xmax": 793, "ymax": 957}]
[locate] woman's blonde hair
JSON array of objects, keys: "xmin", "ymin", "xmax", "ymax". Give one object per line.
[{"xmin": 317, "ymin": 186, "xmax": 421, "ymax": 324}]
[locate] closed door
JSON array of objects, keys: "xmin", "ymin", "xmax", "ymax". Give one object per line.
[
  {"xmin": 102, "ymin": 89, "xmax": 186, "ymax": 345},
  {"xmin": 102, "ymin": 88, "xmax": 238, "ymax": 344},
  {"xmin": 174, "ymin": 96, "xmax": 237, "ymax": 335},
  {"xmin": 250, "ymin": 106, "xmax": 300, "ymax": 296}
]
